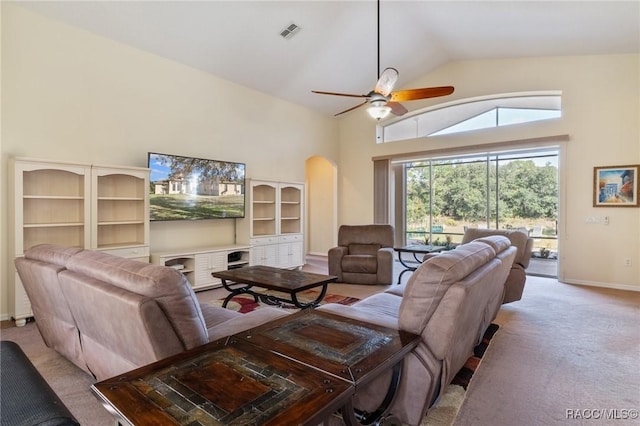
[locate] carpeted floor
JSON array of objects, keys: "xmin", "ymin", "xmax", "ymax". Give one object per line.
[{"xmin": 454, "ymin": 276, "xmax": 640, "ymax": 426}]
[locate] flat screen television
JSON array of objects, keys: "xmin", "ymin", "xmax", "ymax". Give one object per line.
[{"xmin": 148, "ymin": 152, "xmax": 245, "ymax": 221}]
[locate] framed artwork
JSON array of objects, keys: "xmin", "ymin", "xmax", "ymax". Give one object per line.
[{"xmin": 593, "ymin": 165, "xmax": 639, "ymax": 207}]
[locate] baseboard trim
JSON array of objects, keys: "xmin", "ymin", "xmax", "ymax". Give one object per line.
[
  {"xmin": 561, "ymin": 278, "xmax": 640, "ymax": 292},
  {"xmin": 306, "ymin": 252, "xmax": 328, "ymax": 258}
]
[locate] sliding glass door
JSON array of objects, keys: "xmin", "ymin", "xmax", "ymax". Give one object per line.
[{"xmin": 403, "ymin": 149, "xmax": 558, "ymax": 276}]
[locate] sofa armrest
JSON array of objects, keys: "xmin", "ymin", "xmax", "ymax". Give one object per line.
[
  {"xmin": 520, "ymin": 238, "xmax": 534, "ymax": 269},
  {"xmin": 328, "ymin": 246, "xmax": 348, "ymax": 280},
  {"xmin": 376, "ymin": 247, "xmax": 394, "ymax": 284}
]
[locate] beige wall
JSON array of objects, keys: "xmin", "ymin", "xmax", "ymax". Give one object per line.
[
  {"xmin": 2, "ymin": 4, "xmax": 638, "ymax": 321},
  {"xmin": 0, "ymin": 4, "xmax": 339, "ymax": 318},
  {"xmin": 0, "ymin": 4, "xmax": 4, "ymax": 316},
  {"xmin": 305, "ymin": 156, "xmax": 337, "ymax": 255},
  {"xmin": 338, "ymin": 54, "xmax": 640, "ymax": 290}
]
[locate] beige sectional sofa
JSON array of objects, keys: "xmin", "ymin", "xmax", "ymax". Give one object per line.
[
  {"xmin": 15, "ymin": 244, "xmax": 290, "ymax": 381},
  {"xmin": 16, "ymin": 237, "xmax": 516, "ymax": 424},
  {"xmin": 461, "ymin": 228, "xmax": 534, "ymax": 303},
  {"xmin": 319, "ymin": 235, "xmax": 516, "ymax": 426}
]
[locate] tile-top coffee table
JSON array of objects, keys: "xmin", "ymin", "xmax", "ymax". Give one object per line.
[
  {"xmin": 92, "ymin": 310, "xmax": 420, "ymax": 426},
  {"xmin": 92, "ymin": 337, "xmax": 352, "ymax": 426},
  {"xmin": 236, "ymin": 309, "xmax": 420, "ymax": 425},
  {"xmin": 212, "ymin": 265, "xmax": 338, "ymax": 309}
]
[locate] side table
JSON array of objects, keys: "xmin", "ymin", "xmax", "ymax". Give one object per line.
[
  {"xmin": 235, "ymin": 309, "xmax": 420, "ymax": 425},
  {"xmin": 92, "ymin": 337, "xmax": 352, "ymax": 426},
  {"xmin": 393, "ymin": 244, "xmax": 446, "ymax": 284}
]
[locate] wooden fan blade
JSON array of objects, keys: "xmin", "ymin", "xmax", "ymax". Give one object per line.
[
  {"xmin": 390, "ymin": 86, "xmax": 455, "ymax": 102},
  {"xmin": 388, "ymin": 102, "xmax": 408, "ymax": 116},
  {"xmin": 374, "ymin": 67, "xmax": 399, "ymax": 96},
  {"xmin": 312, "ymin": 90, "xmax": 368, "ymax": 99},
  {"xmin": 335, "ymin": 101, "xmax": 368, "ymax": 116}
]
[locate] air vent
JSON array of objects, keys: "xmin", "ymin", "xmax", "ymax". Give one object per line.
[{"xmin": 280, "ymin": 23, "xmax": 301, "ymax": 39}]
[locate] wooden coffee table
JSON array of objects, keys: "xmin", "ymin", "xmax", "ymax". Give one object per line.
[
  {"xmin": 92, "ymin": 310, "xmax": 420, "ymax": 426},
  {"xmin": 211, "ymin": 265, "xmax": 338, "ymax": 309},
  {"xmin": 92, "ymin": 337, "xmax": 352, "ymax": 426},
  {"xmin": 236, "ymin": 309, "xmax": 420, "ymax": 425}
]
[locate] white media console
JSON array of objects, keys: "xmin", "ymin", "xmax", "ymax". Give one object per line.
[{"xmin": 151, "ymin": 245, "xmax": 251, "ymax": 292}]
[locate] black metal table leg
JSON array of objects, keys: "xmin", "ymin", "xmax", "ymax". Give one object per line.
[
  {"xmin": 342, "ymin": 362, "xmax": 403, "ymax": 426},
  {"xmin": 291, "ymin": 283, "xmax": 328, "ymax": 309},
  {"xmin": 396, "ymin": 251, "xmax": 417, "ymax": 285},
  {"xmin": 220, "ymin": 278, "xmax": 257, "ymax": 308}
]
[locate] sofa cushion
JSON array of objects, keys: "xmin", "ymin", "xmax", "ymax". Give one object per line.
[
  {"xmin": 348, "ymin": 244, "xmax": 381, "ymax": 256},
  {"xmin": 199, "ymin": 303, "xmax": 242, "ymax": 330},
  {"xmin": 23, "ymin": 244, "xmax": 83, "ymax": 267},
  {"xmin": 318, "ymin": 292, "xmax": 401, "ymax": 330},
  {"xmin": 342, "ymin": 254, "xmax": 378, "ymax": 273},
  {"xmin": 462, "ymin": 228, "xmax": 531, "ymax": 267},
  {"xmin": 338, "ymin": 224, "xmax": 394, "ymax": 247},
  {"xmin": 473, "ymin": 235, "xmax": 511, "ymax": 254},
  {"xmin": 65, "ymin": 250, "xmax": 209, "ymax": 349},
  {"xmin": 399, "ymin": 241, "xmax": 496, "ymax": 336},
  {"xmin": 385, "ymin": 282, "xmax": 406, "ymax": 297}
]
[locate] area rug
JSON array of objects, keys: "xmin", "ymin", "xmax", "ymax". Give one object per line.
[{"xmin": 211, "ymin": 289, "xmax": 360, "ymax": 313}]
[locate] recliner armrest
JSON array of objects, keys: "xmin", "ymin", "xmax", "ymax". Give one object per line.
[
  {"xmin": 520, "ymin": 238, "xmax": 534, "ymax": 269},
  {"xmin": 376, "ymin": 247, "xmax": 394, "ymax": 284},
  {"xmin": 328, "ymin": 246, "xmax": 349, "ymax": 280},
  {"xmin": 377, "ymin": 247, "xmax": 394, "ymax": 256}
]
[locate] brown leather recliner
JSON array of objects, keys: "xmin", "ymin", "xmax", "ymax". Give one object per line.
[
  {"xmin": 462, "ymin": 228, "xmax": 534, "ymax": 303},
  {"xmin": 328, "ymin": 224, "xmax": 394, "ymax": 285}
]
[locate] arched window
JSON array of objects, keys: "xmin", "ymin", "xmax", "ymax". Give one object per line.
[{"xmin": 377, "ymin": 92, "xmax": 561, "ymax": 143}]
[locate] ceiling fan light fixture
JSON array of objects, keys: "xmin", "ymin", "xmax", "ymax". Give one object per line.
[
  {"xmin": 311, "ymin": 0, "xmax": 453, "ymax": 119},
  {"xmin": 367, "ymin": 101, "xmax": 391, "ymax": 120}
]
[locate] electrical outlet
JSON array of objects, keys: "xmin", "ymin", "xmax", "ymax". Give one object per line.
[{"xmin": 624, "ymin": 258, "xmax": 632, "ymax": 267}]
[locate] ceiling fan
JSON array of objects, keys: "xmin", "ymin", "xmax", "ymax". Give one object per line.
[{"xmin": 312, "ymin": 0, "xmax": 454, "ymax": 120}]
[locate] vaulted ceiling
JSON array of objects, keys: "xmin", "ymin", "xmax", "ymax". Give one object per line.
[{"xmin": 16, "ymin": 1, "xmax": 640, "ymax": 117}]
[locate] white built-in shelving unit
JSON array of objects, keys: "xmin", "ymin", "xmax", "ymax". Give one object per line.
[
  {"xmin": 10, "ymin": 157, "xmax": 150, "ymax": 325},
  {"xmin": 237, "ymin": 179, "xmax": 304, "ymax": 269}
]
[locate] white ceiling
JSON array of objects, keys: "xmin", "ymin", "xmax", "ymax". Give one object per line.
[{"xmin": 16, "ymin": 1, "xmax": 640, "ymax": 118}]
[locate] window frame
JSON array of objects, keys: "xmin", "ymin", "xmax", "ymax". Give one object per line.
[{"xmin": 376, "ymin": 91, "xmax": 562, "ymax": 144}]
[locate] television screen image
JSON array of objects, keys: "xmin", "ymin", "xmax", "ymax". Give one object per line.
[{"xmin": 148, "ymin": 152, "xmax": 245, "ymax": 221}]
